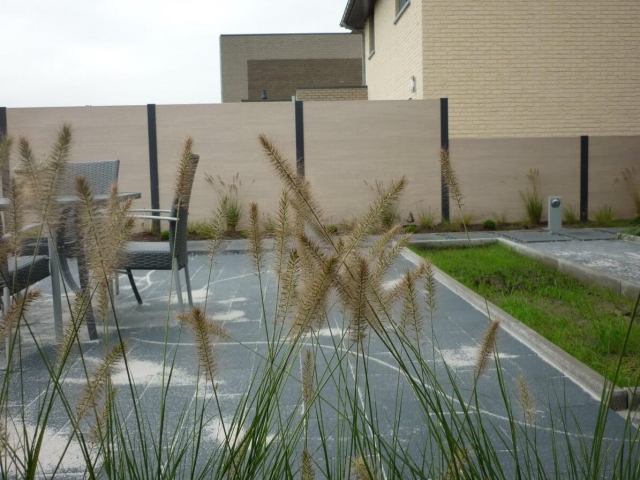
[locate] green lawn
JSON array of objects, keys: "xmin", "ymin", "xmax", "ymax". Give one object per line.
[{"xmin": 411, "ymin": 244, "xmax": 640, "ymax": 387}]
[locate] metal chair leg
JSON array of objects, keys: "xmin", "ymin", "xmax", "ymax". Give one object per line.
[
  {"xmin": 184, "ymin": 264, "xmax": 193, "ymax": 308},
  {"xmin": 3, "ymin": 288, "xmax": 10, "ymax": 370},
  {"xmin": 173, "ymin": 258, "xmax": 184, "ymax": 312},
  {"xmin": 126, "ymin": 269, "xmax": 143, "ymax": 305},
  {"xmin": 48, "ymin": 234, "xmax": 64, "ymax": 344}
]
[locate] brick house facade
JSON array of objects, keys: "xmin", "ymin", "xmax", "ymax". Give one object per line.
[
  {"xmin": 342, "ymin": 0, "xmax": 640, "ymax": 138},
  {"xmin": 220, "ymin": 34, "xmax": 365, "ymax": 103}
]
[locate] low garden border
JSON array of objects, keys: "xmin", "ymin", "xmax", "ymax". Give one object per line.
[{"xmin": 402, "ymin": 243, "xmax": 640, "ymax": 412}]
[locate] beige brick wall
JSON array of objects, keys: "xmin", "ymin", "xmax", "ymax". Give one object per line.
[
  {"xmin": 247, "ymin": 58, "xmax": 363, "ymax": 101},
  {"xmin": 590, "ymin": 136, "xmax": 640, "ymax": 219},
  {"xmin": 304, "ymin": 99, "xmax": 441, "ymax": 222},
  {"xmin": 450, "ymin": 137, "xmax": 581, "ymax": 222},
  {"xmin": 220, "ymin": 34, "xmax": 364, "ymax": 103},
  {"xmin": 364, "ymin": 0, "xmax": 424, "ymax": 100},
  {"xmin": 296, "ymin": 87, "xmax": 368, "ymax": 102},
  {"xmin": 422, "ymin": 0, "xmax": 640, "ymax": 138}
]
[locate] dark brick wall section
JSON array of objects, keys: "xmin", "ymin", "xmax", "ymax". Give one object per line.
[{"xmin": 247, "ymin": 59, "xmax": 363, "ymax": 101}]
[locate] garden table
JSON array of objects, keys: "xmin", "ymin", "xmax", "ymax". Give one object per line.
[{"xmin": 0, "ymin": 192, "xmax": 141, "ymax": 342}]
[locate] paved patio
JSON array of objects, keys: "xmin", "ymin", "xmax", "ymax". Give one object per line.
[{"xmin": 3, "ymin": 240, "xmax": 638, "ymax": 477}]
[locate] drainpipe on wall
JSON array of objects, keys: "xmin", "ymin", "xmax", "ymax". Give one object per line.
[{"xmin": 352, "ymin": 29, "xmax": 366, "ymax": 87}]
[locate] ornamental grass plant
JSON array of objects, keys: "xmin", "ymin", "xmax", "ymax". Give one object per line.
[{"xmin": 0, "ymin": 128, "xmax": 637, "ymax": 479}]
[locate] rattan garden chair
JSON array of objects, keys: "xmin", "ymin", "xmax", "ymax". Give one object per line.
[
  {"xmin": 59, "ymin": 161, "xmax": 121, "ymax": 290},
  {"xmin": 1, "ymin": 229, "xmax": 53, "ymax": 368},
  {"xmin": 18, "ymin": 160, "xmax": 121, "ymax": 341},
  {"xmin": 123, "ymin": 154, "xmax": 198, "ymax": 311},
  {"xmin": 23, "ymin": 160, "xmax": 120, "ymax": 291}
]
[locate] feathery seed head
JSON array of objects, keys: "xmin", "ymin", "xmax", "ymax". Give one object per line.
[
  {"xmin": 301, "ymin": 448, "xmax": 315, "ymax": 480},
  {"xmin": 173, "ymin": 136, "xmax": 197, "ymax": 208},
  {"xmin": 517, "ymin": 376, "xmax": 535, "ymax": 424},
  {"xmin": 474, "ymin": 320, "xmax": 500, "ymax": 381},
  {"xmin": 0, "ymin": 136, "xmax": 13, "ymax": 170},
  {"xmin": 352, "ymin": 456, "xmax": 376, "ymax": 480},
  {"xmin": 76, "ymin": 341, "xmax": 127, "ymax": 422},
  {"xmin": 441, "ymin": 148, "xmax": 463, "ymax": 211},
  {"xmin": 259, "ymin": 134, "xmax": 329, "ymax": 243},
  {"xmin": 248, "ymin": 202, "xmax": 264, "ymax": 271},
  {"xmin": 0, "ymin": 291, "xmax": 42, "ymax": 338},
  {"xmin": 301, "ymin": 349, "xmax": 314, "ymax": 410},
  {"xmin": 177, "ymin": 306, "xmax": 227, "ymax": 383}
]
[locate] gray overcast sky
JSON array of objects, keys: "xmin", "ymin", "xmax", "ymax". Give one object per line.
[{"xmin": 1, "ymin": 0, "xmax": 350, "ymax": 108}]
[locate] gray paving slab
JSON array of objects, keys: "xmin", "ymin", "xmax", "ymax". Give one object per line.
[
  {"xmin": 1, "ymin": 247, "xmax": 636, "ymax": 476},
  {"xmin": 529, "ymin": 239, "xmax": 640, "ymax": 284},
  {"xmin": 598, "ymin": 227, "xmax": 629, "ymax": 234},
  {"xmin": 499, "ymin": 230, "xmax": 573, "ymax": 243},
  {"xmin": 438, "ymin": 232, "xmax": 497, "ymax": 240},
  {"xmin": 556, "ymin": 229, "xmax": 618, "ymax": 241}
]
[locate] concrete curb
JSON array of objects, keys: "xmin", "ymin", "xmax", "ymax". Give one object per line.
[
  {"xmin": 410, "ymin": 236, "xmax": 640, "ymax": 301},
  {"xmin": 409, "ymin": 238, "xmax": 498, "ymax": 249},
  {"xmin": 401, "ymin": 247, "xmax": 632, "ymax": 411},
  {"xmin": 496, "ymin": 238, "xmax": 640, "ymax": 301},
  {"xmin": 618, "ymin": 233, "xmax": 640, "ymax": 245}
]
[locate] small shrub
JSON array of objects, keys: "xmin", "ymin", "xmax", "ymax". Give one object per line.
[
  {"xmin": 160, "ymin": 230, "xmax": 170, "ymax": 241},
  {"xmin": 634, "ymin": 216, "xmax": 640, "ymax": 226},
  {"xmin": 206, "ymin": 172, "xmax": 244, "ymax": 232},
  {"xmin": 494, "ymin": 211, "xmax": 508, "ymax": 228},
  {"xmin": 417, "ymin": 208, "xmax": 438, "ymax": 229},
  {"xmin": 239, "ymin": 230, "xmax": 249, "ymax": 238},
  {"xmin": 563, "ymin": 204, "xmax": 578, "ymax": 224},
  {"xmin": 592, "ymin": 205, "xmax": 615, "ymax": 226},
  {"xmin": 327, "ymin": 224, "xmax": 339, "ymax": 234},
  {"xmin": 365, "ymin": 179, "xmax": 400, "ymax": 230},
  {"xmin": 404, "ymin": 225, "xmax": 417, "ymax": 233},
  {"xmin": 263, "ymin": 214, "xmax": 276, "ymax": 234},
  {"xmin": 483, "ymin": 219, "xmax": 496, "ymax": 230},
  {"xmin": 621, "ymin": 167, "xmax": 640, "ymax": 216},
  {"xmin": 450, "ymin": 213, "xmax": 474, "ymax": 232},
  {"xmin": 187, "ymin": 220, "xmax": 215, "ymax": 238},
  {"xmin": 520, "ymin": 168, "xmax": 543, "ymax": 225}
]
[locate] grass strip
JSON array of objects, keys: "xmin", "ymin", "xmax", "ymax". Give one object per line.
[{"xmin": 411, "ymin": 243, "xmax": 640, "ymax": 386}]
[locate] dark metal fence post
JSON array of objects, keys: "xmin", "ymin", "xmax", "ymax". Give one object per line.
[
  {"xmin": 295, "ymin": 100, "xmax": 305, "ymax": 179},
  {"xmin": 147, "ymin": 104, "xmax": 160, "ymax": 234},
  {"xmin": 580, "ymin": 136, "xmax": 589, "ymax": 222},
  {"xmin": 0, "ymin": 107, "xmax": 9, "ymax": 197},
  {"xmin": 440, "ymin": 98, "xmax": 450, "ymax": 222},
  {"xmin": 0, "ymin": 107, "xmax": 7, "ymax": 234}
]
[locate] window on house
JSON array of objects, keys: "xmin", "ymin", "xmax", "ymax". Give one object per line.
[
  {"xmin": 368, "ymin": 10, "xmax": 375, "ymax": 56},
  {"xmin": 395, "ymin": 0, "xmax": 410, "ymax": 23},
  {"xmin": 397, "ymin": 0, "xmax": 410, "ymax": 13}
]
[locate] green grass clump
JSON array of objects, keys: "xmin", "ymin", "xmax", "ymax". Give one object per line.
[
  {"xmin": 563, "ymin": 205, "xmax": 578, "ymax": 224},
  {"xmin": 520, "ymin": 168, "xmax": 543, "ymax": 225},
  {"xmin": 160, "ymin": 230, "xmax": 169, "ymax": 241},
  {"xmin": 417, "ymin": 208, "xmax": 438, "ymax": 229},
  {"xmin": 206, "ymin": 172, "xmax": 244, "ymax": 232},
  {"xmin": 592, "ymin": 205, "xmax": 616, "ymax": 227},
  {"xmin": 412, "ymin": 243, "xmax": 640, "ymax": 386},
  {"xmin": 482, "ymin": 219, "xmax": 496, "ymax": 230},
  {"xmin": 404, "ymin": 224, "xmax": 417, "ymax": 233},
  {"xmin": 622, "ymin": 167, "xmax": 640, "ymax": 217},
  {"xmin": 188, "ymin": 220, "xmax": 215, "ymax": 238}
]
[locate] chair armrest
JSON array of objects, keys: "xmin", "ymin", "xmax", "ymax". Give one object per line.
[
  {"xmin": 1, "ymin": 223, "xmax": 45, "ymax": 240},
  {"xmin": 130, "ymin": 215, "xmax": 178, "ymax": 222},
  {"xmin": 129, "ymin": 209, "xmax": 172, "ymax": 214}
]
